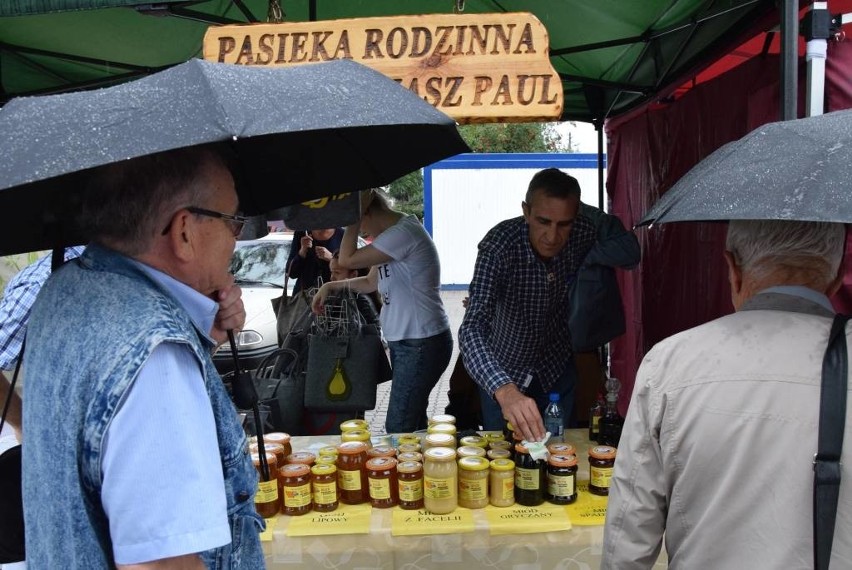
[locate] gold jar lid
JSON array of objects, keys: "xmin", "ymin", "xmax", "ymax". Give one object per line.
[
  {"xmin": 456, "ymin": 445, "xmax": 487, "ymax": 458},
  {"xmin": 483, "ymin": 431, "xmax": 505, "ymax": 442},
  {"xmin": 429, "ymin": 414, "xmax": 456, "ymax": 425},
  {"xmin": 337, "ymin": 441, "xmax": 369, "ymax": 454},
  {"xmin": 487, "ymin": 448, "xmax": 511, "ymax": 460},
  {"xmin": 340, "ymin": 419, "xmax": 369, "ymax": 433},
  {"xmin": 490, "ymin": 458, "xmax": 515, "ymax": 472},
  {"xmin": 311, "ymin": 463, "xmax": 337, "ymax": 476},
  {"xmin": 427, "ymin": 422, "xmax": 457, "ymax": 436},
  {"xmin": 459, "ymin": 435, "xmax": 487, "ymax": 448},
  {"xmin": 489, "ymin": 440, "xmax": 512, "ymax": 451},
  {"xmin": 341, "ymin": 429, "xmax": 371, "ymax": 443},
  {"xmin": 397, "ymin": 451, "xmax": 423, "ymax": 463},
  {"xmin": 397, "ymin": 460, "xmax": 423, "ymax": 474},
  {"xmin": 458, "ymin": 456, "xmax": 490, "ymax": 471},
  {"xmin": 397, "ymin": 443, "xmax": 421, "ymax": 454},
  {"xmin": 315, "ymin": 456, "xmax": 337, "ymax": 466},
  {"xmin": 397, "ymin": 434, "xmax": 421, "ymax": 446},
  {"xmin": 424, "ymin": 447, "xmax": 457, "ymax": 462},
  {"xmin": 318, "ymin": 446, "xmax": 339, "ymax": 457},
  {"xmin": 424, "ymin": 433, "xmax": 455, "ymax": 448}
]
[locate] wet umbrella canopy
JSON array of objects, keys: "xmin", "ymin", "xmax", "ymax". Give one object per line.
[
  {"xmin": 0, "ymin": 58, "xmax": 469, "ymax": 255},
  {"xmin": 637, "ymin": 109, "xmax": 852, "ymax": 227}
]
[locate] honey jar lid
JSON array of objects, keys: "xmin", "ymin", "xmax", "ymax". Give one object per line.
[
  {"xmin": 280, "ymin": 463, "xmax": 310, "ymax": 477},
  {"xmin": 340, "ymin": 419, "xmax": 369, "ymax": 432},
  {"xmin": 514, "ymin": 442, "xmax": 530, "ymax": 454},
  {"xmin": 424, "ymin": 447, "xmax": 457, "ymax": 461},
  {"xmin": 459, "ymin": 435, "xmax": 487, "ymax": 448},
  {"xmin": 318, "ymin": 446, "xmax": 339, "ymax": 457},
  {"xmin": 315, "ymin": 456, "xmax": 337, "ymax": 466},
  {"xmin": 548, "ymin": 454, "xmax": 578, "ymax": 467},
  {"xmin": 397, "ymin": 460, "xmax": 423, "ymax": 474},
  {"xmin": 456, "ymin": 446, "xmax": 487, "ymax": 458},
  {"xmin": 427, "ymin": 422, "xmax": 457, "ymax": 435},
  {"xmin": 547, "ymin": 443, "xmax": 576, "ymax": 456},
  {"xmin": 458, "ymin": 456, "xmax": 490, "ymax": 471},
  {"xmin": 397, "ymin": 443, "xmax": 421, "ymax": 454},
  {"xmin": 490, "ymin": 458, "xmax": 516, "ymax": 471},
  {"xmin": 483, "ymin": 431, "xmax": 505, "ymax": 442},
  {"xmin": 505, "ymin": 421, "xmax": 515, "ymax": 432},
  {"xmin": 286, "ymin": 452, "xmax": 316, "ymax": 464},
  {"xmin": 365, "ymin": 457, "xmax": 398, "ymax": 471},
  {"xmin": 311, "ymin": 463, "xmax": 337, "ymax": 476},
  {"xmin": 424, "ymin": 433, "xmax": 455, "ymax": 447},
  {"xmin": 341, "ymin": 429, "xmax": 371, "ymax": 442},
  {"xmin": 487, "ymin": 449, "xmax": 511, "ymax": 460},
  {"xmin": 264, "ymin": 432, "xmax": 291, "ymax": 444},
  {"xmin": 337, "ymin": 441, "xmax": 369, "ymax": 454},
  {"xmin": 589, "ymin": 445, "xmax": 617, "ymax": 460},
  {"xmin": 367, "ymin": 445, "xmax": 396, "ymax": 458},
  {"xmin": 397, "ymin": 451, "xmax": 423, "ymax": 463},
  {"xmin": 397, "ymin": 434, "xmax": 420, "ymax": 445},
  {"xmin": 429, "ymin": 414, "xmax": 456, "ymax": 425},
  {"xmin": 250, "ymin": 451, "xmax": 277, "ymax": 464}
]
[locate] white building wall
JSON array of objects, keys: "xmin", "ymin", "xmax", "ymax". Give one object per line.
[{"xmin": 428, "ymin": 155, "xmax": 605, "ymax": 287}]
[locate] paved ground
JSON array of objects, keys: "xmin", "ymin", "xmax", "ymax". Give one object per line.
[{"xmin": 364, "ymin": 289, "xmax": 467, "ymax": 435}]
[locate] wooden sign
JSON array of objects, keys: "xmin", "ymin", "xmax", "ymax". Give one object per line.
[{"xmin": 203, "ymin": 13, "xmax": 562, "ymax": 123}]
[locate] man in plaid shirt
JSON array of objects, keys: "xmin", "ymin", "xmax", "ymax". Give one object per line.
[
  {"xmin": 0, "ymin": 247, "xmax": 83, "ymax": 441},
  {"xmin": 460, "ymin": 169, "xmax": 598, "ymax": 442}
]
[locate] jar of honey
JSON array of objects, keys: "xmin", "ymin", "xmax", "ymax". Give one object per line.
[
  {"xmin": 458, "ymin": 456, "xmax": 490, "ymax": 509},
  {"xmin": 311, "ymin": 463, "xmax": 339, "ymax": 512},
  {"xmin": 366, "ymin": 457, "xmax": 399, "ymax": 508},
  {"xmin": 484, "ymin": 431, "xmax": 506, "ymax": 444},
  {"xmin": 336, "ymin": 441, "xmax": 369, "ymax": 504},
  {"xmin": 397, "ymin": 443, "xmax": 421, "ymax": 454},
  {"xmin": 318, "ymin": 446, "xmax": 339, "ymax": 460},
  {"xmin": 251, "ymin": 452, "xmax": 280, "ymax": 518},
  {"xmin": 514, "ymin": 443, "xmax": 546, "ymax": 506},
  {"xmin": 547, "ymin": 443, "xmax": 576, "ymax": 457},
  {"xmin": 488, "ymin": 440, "xmax": 512, "ymax": 452},
  {"xmin": 280, "ymin": 463, "xmax": 312, "ymax": 516},
  {"xmin": 426, "ymin": 423, "xmax": 457, "ymax": 447},
  {"xmin": 423, "ymin": 447, "xmax": 458, "ymax": 514},
  {"xmin": 397, "ymin": 461, "xmax": 424, "ymax": 510},
  {"xmin": 315, "ymin": 455, "xmax": 337, "ymax": 467},
  {"xmin": 589, "ymin": 446, "xmax": 617, "ymax": 496},
  {"xmin": 486, "ymin": 448, "xmax": 511, "ymax": 461},
  {"xmin": 286, "ymin": 451, "xmax": 316, "ymax": 467},
  {"xmin": 249, "ymin": 442, "xmax": 287, "ymax": 477},
  {"xmin": 489, "ymin": 458, "xmax": 515, "ymax": 507},
  {"xmin": 546, "ymin": 454, "xmax": 578, "ymax": 504},
  {"xmin": 459, "ymin": 435, "xmax": 488, "ymax": 449}
]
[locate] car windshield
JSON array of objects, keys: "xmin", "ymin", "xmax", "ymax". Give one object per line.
[{"xmin": 230, "ymin": 240, "xmax": 289, "ymax": 286}]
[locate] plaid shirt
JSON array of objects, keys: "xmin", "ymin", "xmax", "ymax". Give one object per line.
[
  {"xmin": 460, "ymin": 216, "xmax": 596, "ymax": 397},
  {"xmin": 0, "ymin": 247, "xmax": 84, "ymax": 370}
]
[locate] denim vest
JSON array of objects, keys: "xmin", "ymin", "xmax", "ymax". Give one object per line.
[{"xmin": 21, "ymin": 244, "xmax": 264, "ymax": 569}]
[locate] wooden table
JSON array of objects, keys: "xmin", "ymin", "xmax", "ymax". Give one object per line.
[{"xmin": 263, "ymin": 429, "xmax": 667, "ymax": 569}]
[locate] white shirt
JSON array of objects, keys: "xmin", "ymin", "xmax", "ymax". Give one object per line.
[
  {"xmin": 370, "ymin": 215, "xmax": 449, "ymax": 341},
  {"xmin": 100, "ymin": 263, "xmax": 230, "ymax": 564}
]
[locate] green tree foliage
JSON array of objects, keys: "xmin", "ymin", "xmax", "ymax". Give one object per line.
[{"xmin": 386, "ymin": 122, "xmax": 574, "ymax": 218}]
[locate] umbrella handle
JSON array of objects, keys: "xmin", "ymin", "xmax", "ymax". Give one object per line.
[{"xmin": 226, "ymin": 329, "xmax": 269, "ymax": 481}]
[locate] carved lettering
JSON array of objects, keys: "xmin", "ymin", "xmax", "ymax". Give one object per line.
[
  {"xmin": 334, "ymin": 31, "xmax": 353, "ymax": 59},
  {"xmin": 290, "ymin": 32, "xmax": 309, "ymax": 62},
  {"xmin": 472, "ymin": 76, "xmax": 493, "ymax": 105},
  {"xmin": 514, "ymin": 23, "xmax": 535, "ymax": 54},
  {"xmin": 453, "ymin": 25, "xmax": 467, "ymax": 55},
  {"xmin": 492, "ymin": 24, "xmax": 515, "ymax": 54},
  {"xmin": 275, "ymin": 33, "xmax": 290, "ymax": 63},
  {"xmin": 491, "ymin": 74, "xmax": 512, "ymax": 105},
  {"xmin": 537, "ymin": 74, "xmax": 559, "ymax": 104},
  {"xmin": 466, "ymin": 25, "xmax": 491, "ymax": 55},
  {"xmin": 433, "ymin": 26, "xmax": 454, "ymax": 55},
  {"xmin": 235, "ymin": 36, "xmax": 254, "ymax": 65},
  {"xmin": 410, "ymin": 27, "xmax": 432, "ymax": 57},
  {"xmin": 424, "ymin": 76, "xmax": 442, "ymax": 106},
  {"xmin": 386, "ymin": 27, "xmax": 409, "ymax": 59},
  {"xmin": 217, "ymin": 37, "xmax": 236, "ymax": 63},
  {"xmin": 364, "ymin": 29, "xmax": 384, "ymax": 59},
  {"xmin": 517, "ymin": 74, "xmax": 535, "ymax": 105},
  {"xmin": 309, "ymin": 31, "xmax": 333, "ymax": 61},
  {"xmin": 256, "ymin": 34, "xmax": 274, "ymax": 65},
  {"xmin": 442, "ymin": 77, "xmax": 464, "ymax": 107}
]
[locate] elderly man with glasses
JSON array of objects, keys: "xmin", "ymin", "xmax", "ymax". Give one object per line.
[{"xmin": 21, "ymin": 145, "xmax": 265, "ymax": 569}]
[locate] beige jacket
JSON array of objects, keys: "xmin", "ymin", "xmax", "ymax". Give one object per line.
[{"xmin": 602, "ymin": 291, "xmax": 852, "ymax": 569}]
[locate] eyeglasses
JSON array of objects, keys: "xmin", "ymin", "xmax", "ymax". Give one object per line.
[{"xmin": 161, "ymin": 206, "xmax": 249, "ymax": 237}]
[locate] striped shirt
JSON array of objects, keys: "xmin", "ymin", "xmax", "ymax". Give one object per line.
[
  {"xmin": 460, "ymin": 216, "xmax": 596, "ymax": 396},
  {"xmin": 0, "ymin": 247, "xmax": 84, "ymax": 370}
]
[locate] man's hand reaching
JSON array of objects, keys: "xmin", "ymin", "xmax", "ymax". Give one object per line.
[{"xmin": 494, "ymin": 383, "xmax": 545, "ymax": 442}]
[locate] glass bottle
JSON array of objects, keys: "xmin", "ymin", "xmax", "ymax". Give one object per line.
[
  {"xmin": 543, "ymin": 392, "xmax": 564, "ymax": 443},
  {"xmin": 588, "ymin": 445, "xmax": 617, "ymax": 496},
  {"xmin": 423, "ymin": 447, "xmax": 458, "ymax": 514},
  {"xmin": 489, "ymin": 458, "xmax": 515, "ymax": 507},
  {"xmin": 336, "ymin": 441, "xmax": 369, "ymax": 504},
  {"xmin": 546, "ymin": 454, "xmax": 578, "ymax": 505},
  {"xmin": 598, "ymin": 377, "xmax": 624, "ymax": 448},
  {"xmin": 589, "ymin": 393, "xmax": 604, "ymax": 443},
  {"xmin": 397, "ymin": 460, "xmax": 424, "ymax": 510},
  {"xmin": 513, "ymin": 443, "xmax": 546, "ymax": 506}
]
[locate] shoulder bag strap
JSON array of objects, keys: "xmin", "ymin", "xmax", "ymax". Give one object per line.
[
  {"xmin": 814, "ymin": 313, "xmax": 850, "ymax": 570},
  {"xmin": 0, "ymin": 338, "xmax": 25, "ymax": 435}
]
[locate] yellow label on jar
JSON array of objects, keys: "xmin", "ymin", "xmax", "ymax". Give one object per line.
[
  {"xmin": 339, "ymin": 469, "xmax": 362, "ymax": 491},
  {"xmin": 501, "ymin": 477, "xmax": 514, "ymax": 500},
  {"xmin": 284, "ymin": 483, "xmax": 311, "ymax": 507},
  {"xmin": 313, "ymin": 481, "xmax": 337, "ymax": 505},
  {"xmin": 399, "ymin": 479, "xmax": 423, "ymax": 502},
  {"xmin": 515, "ymin": 467, "xmax": 540, "ymax": 490},
  {"xmin": 255, "ymin": 480, "xmax": 279, "ymax": 503},
  {"xmin": 590, "ymin": 466, "xmax": 613, "ymax": 489},
  {"xmin": 547, "ymin": 474, "xmax": 575, "ymax": 497},
  {"xmin": 369, "ymin": 478, "xmax": 391, "ymax": 500},
  {"xmin": 592, "ymin": 416, "xmax": 601, "ymax": 429},
  {"xmin": 459, "ymin": 478, "xmax": 488, "ymax": 501},
  {"xmin": 424, "ymin": 476, "xmax": 455, "ymax": 499}
]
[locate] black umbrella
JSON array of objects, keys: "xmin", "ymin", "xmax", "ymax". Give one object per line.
[
  {"xmin": 637, "ymin": 109, "xmax": 852, "ymax": 227},
  {"xmin": 0, "ymin": 58, "xmax": 469, "ymax": 256}
]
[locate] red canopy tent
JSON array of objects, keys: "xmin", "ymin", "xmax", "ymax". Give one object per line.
[{"xmin": 606, "ymin": 7, "xmax": 852, "ymax": 412}]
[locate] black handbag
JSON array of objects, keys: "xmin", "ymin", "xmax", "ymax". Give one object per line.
[
  {"xmin": 0, "ymin": 354, "xmax": 25, "ymax": 564},
  {"xmin": 270, "ymin": 275, "xmax": 314, "ymax": 346},
  {"xmin": 814, "ymin": 313, "xmax": 850, "ymax": 570}
]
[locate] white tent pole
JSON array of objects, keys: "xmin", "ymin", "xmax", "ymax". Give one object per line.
[{"xmin": 806, "ymin": 2, "xmax": 828, "ymax": 117}]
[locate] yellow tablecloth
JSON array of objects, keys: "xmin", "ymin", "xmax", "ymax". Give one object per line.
[{"xmin": 263, "ymin": 429, "xmax": 667, "ymax": 569}]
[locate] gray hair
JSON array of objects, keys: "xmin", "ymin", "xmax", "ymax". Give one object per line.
[
  {"xmin": 726, "ymin": 219, "xmax": 846, "ymax": 286},
  {"xmin": 81, "ymin": 145, "xmax": 230, "ymax": 255}
]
